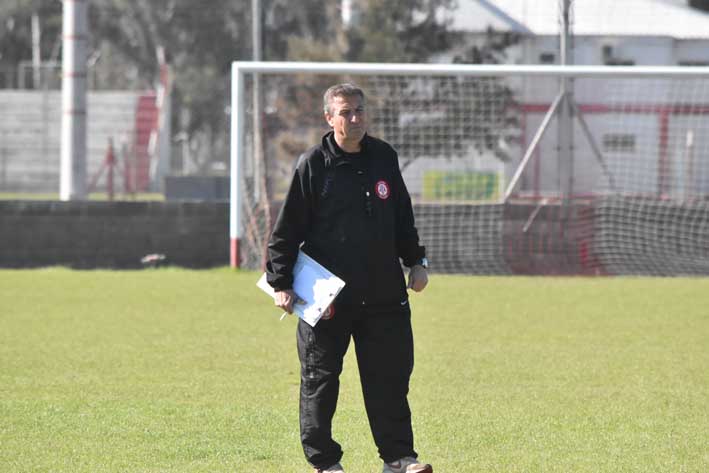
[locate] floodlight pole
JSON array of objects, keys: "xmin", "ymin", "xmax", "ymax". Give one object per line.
[
  {"xmin": 559, "ymin": 0, "xmax": 575, "ymax": 201},
  {"xmin": 505, "ymin": 0, "xmax": 618, "ymax": 201},
  {"xmin": 32, "ymin": 12, "xmax": 41, "ymax": 88},
  {"xmin": 60, "ymin": 0, "xmax": 88, "ymax": 200},
  {"xmin": 252, "ymin": 0, "xmax": 263, "ymax": 202},
  {"xmin": 231, "ymin": 65, "xmax": 245, "ymax": 268},
  {"xmin": 504, "ymin": 0, "xmax": 576, "ymax": 203}
]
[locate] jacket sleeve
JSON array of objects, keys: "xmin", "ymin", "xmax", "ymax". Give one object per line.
[
  {"xmin": 266, "ymin": 156, "xmax": 312, "ymax": 291},
  {"xmin": 392, "ymin": 151, "xmax": 426, "ymax": 267}
]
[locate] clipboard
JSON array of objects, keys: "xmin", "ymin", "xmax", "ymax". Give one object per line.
[{"xmin": 257, "ymin": 250, "xmax": 346, "ymax": 327}]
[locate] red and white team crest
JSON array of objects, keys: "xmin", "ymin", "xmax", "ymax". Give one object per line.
[
  {"xmin": 321, "ymin": 304, "xmax": 335, "ymax": 320},
  {"xmin": 375, "ymin": 180, "xmax": 390, "ymax": 200}
]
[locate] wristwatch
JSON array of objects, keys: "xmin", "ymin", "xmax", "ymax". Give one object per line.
[{"xmin": 415, "ymin": 257, "xmax": 429, "ymax": 269}]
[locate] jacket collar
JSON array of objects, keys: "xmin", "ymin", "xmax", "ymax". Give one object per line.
[{"xmin": 322, "ymin": 131, "xmax": 369, "ymax": 168}]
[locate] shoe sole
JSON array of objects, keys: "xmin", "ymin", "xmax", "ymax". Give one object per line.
[
  {"xmin": 385, "ymin": 464, "xmax": 433, "ymax": 473},
  {"xmin": 413, "ymin": 467, "xmax": 433, "ymax": 473}
]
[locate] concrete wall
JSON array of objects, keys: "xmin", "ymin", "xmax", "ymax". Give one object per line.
[
  {"xmin": 0, "ymin": 201, "xmax": 228, "ymax": 268},
  {"xmin": 164, "ymin": 176, "xmax": 229, "ymax": 201},
  {"xmin": 3, "ymin": 198, "xmax": 709, "ymax": 275}
]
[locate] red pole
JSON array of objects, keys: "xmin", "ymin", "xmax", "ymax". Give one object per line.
[
  {"xmin": 658, "ymin": 111, "xmax": 670, "ymax": 197},
  {"xmin": 230, "ymin": 238, "xmax": 240, "ymax": 268},
  {"xmin": 106, "ymin": 138, "xmax": 115, "ymax": 201}
]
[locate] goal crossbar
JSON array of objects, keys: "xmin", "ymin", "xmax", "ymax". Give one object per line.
[{"xmin": 232, "ymin": 61, "xmax": 709, "ymax": 78}]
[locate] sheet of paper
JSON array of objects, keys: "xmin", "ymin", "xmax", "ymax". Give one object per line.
[{"xmin": 257, "ymin": 250, "xmax": 346, "ymax": 327}]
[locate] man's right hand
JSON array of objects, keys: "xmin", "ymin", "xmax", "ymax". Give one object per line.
[{"xmin": 274, "ymin": 289, "xmax": 300, "ymax": 314}]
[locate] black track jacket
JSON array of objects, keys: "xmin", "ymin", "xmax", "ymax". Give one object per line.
[{"xmin": 266, "ymin": 131, "xmax": 425, "ymax": 311}]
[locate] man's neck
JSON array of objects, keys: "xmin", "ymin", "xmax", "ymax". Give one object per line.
[{"xmin": 334, "ymin": 135, "xmax": 361, "ymax": 153}]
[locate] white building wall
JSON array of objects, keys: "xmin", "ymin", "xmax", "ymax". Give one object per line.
[
  {"xmin": 0, "ymin": 91, "xmax": 140, "ymax": 193},
  {"xmin": 673, "ymin": 40, "xmax": 709, "ymax": 64},
  {"xmin": 433, "ymin": 0, "xmax": 709, "ymax": 199},
  {"xmin": 501, "ymin": 33, "xmax": 709, "ymax": 198}
]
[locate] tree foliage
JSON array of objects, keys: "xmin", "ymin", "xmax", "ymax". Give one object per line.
[
  {"xmin": 347, "ymin": 0, "xmax": 455, "ymax": 62},
  {"xmin": 689, "ymin": 0, "xmax": 709, "ymax": 12},
  {"xmin": 88, "ymin": 0, "xmax": 254, "ymax": 172},
  {"xmin": 1, "ymin": 0, "xmax": 518, "ymax": 171},
  {"xmin": 347, "ymin": 3, "xmax": 521, "ymax": 164},
  {"xmin": 0, "ymin": 0, "xmax": 62, "ymax": 86}
]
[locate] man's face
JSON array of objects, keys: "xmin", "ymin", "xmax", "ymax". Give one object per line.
[{"xmin": 325, "ymin": 94, "xmax": 367, "ymax": 145}]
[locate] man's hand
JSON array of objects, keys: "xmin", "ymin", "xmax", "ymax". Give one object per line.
[
  {"xmin": 407, "ymin": 265, "xmax": 428, "ymax": 292},
  {"xmin": 274, "ymin": 289, "xmax": 301, "ymax": 314}
]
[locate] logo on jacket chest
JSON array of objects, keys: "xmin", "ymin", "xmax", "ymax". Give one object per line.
[{"xmin": 375, "ymin": 180, "xmax": 390, "ymax": 200}]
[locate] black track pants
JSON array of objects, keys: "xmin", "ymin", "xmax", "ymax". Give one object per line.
[{"xmin": 296, "ymin": 307, "xmax": 417, "ymax": 469}]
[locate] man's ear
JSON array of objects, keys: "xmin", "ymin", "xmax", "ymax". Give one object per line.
[{"xmin": 325, "ymin": 112, "xmax": 334, "ymax": 127}]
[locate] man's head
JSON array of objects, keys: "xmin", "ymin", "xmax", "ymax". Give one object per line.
[{"xmin": 323, "ymin": 83, "xmax": 367, "ymax": 151}]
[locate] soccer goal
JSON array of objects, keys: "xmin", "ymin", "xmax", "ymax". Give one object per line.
[{"xmin": 230, "ymin": 61, "xmax": 709, "ymax": 276}]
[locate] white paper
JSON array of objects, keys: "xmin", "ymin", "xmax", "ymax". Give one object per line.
[{"xmin": 257, "ymin": 250, "xmax": 346, "ymax": 327}]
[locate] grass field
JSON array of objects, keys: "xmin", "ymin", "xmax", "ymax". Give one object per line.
[{"xmin": 1, "ymin": 269, "xmax": 708, "ymax": 472}]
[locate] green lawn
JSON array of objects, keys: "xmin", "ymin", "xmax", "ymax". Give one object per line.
[{"xmin": 1, "ymin": 269, "xmax": 708, "ymax": 472}]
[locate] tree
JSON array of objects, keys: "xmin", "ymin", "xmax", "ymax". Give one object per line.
[
  {"xmin": 263, "ymin": 0, "xmax": 347, "ymax": 61},
  {"xmin": 0, "ymin": 0, "xmax": 62, "ymax": 87},
  {"xmin": 87, "ymin": 0, "xmax": 347, "ymax": 173},
  {"xmin": 261, "ymin": 0, "xmax": 457, "ymax": 156},
  {"xmin": 689, "ymin": 0, "xmax": 709, "ymax": 12},
  {"xmin": 0, "ymin": 0, "xmax": 255, "ymax": 172},
  {"xmin": 1, "ymin": 0, "xmax": 518, "ymax": 175},
  {"xmin": 346, "ymin": 0, "xmax": 455, "ymax": 62},
  {"xmin": 345, "ymin": 1, "xmax": 520, "ymax": 166},
  {"xmin": 89, "ymin": 0, "xmax": 253, "ymax": 173},
  {"xmin": 257, "ymin": 0, "xmax": 520, "ymax": 191}
]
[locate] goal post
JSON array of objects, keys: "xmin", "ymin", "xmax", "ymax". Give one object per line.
[{"xmin": 230, "ymin": 61, "xmax": 709, "ymax": 275}]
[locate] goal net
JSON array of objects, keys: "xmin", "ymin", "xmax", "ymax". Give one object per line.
[{"xmin": 230, "ymin": 62, "xmax": 709, "ymax": 276}]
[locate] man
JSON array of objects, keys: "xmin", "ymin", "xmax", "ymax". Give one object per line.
[{"xmin": 266, "ymin": 83, "xmax": 432, "ymax": 473}]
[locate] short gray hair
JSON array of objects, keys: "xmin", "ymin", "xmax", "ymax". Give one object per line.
[{"xmin": 323, "ymin": 83, "xmax": 366, "ymax": 115}]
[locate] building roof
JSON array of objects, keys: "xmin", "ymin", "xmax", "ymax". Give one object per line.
[{"xmin": 443, "ymin": 0, "xmax": 709, "ymax": 39}]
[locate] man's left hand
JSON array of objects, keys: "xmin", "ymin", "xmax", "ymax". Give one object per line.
[{"xmin": 407, "ymin": 265, "xmax": 428, "ymax": 292}]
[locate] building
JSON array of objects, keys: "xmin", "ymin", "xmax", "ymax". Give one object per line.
[
  {"xmin": 436, "ymin": 0, "xmax": 709, "ymax": 199},
  {"xmin": 441, "ymin": 0, "xmax": 709, "ymax": 67}
]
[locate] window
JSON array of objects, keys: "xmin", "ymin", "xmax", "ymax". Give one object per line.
[
  {"xmin": 605, "ymin": 58, "xmax": 635, "ymax": 66},
  {"xmin": 602, "ymin": 45, "xmax": 635, "ymax": 66},
  {"xmin": 539, "ymin": 53, "xmax": 555, "ymax": 64},
  {"xmin": 603, "ymin": 134, "xmax": 636, "ymax": 153},
  {"xmin": 679, "ymin": 60, "xmax": 709, "ymax": 66}
]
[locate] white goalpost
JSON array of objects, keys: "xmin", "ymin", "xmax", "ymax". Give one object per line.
[{"xmin": 230, "ymin": 61, "xmax": 709, "ymax": 275}]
